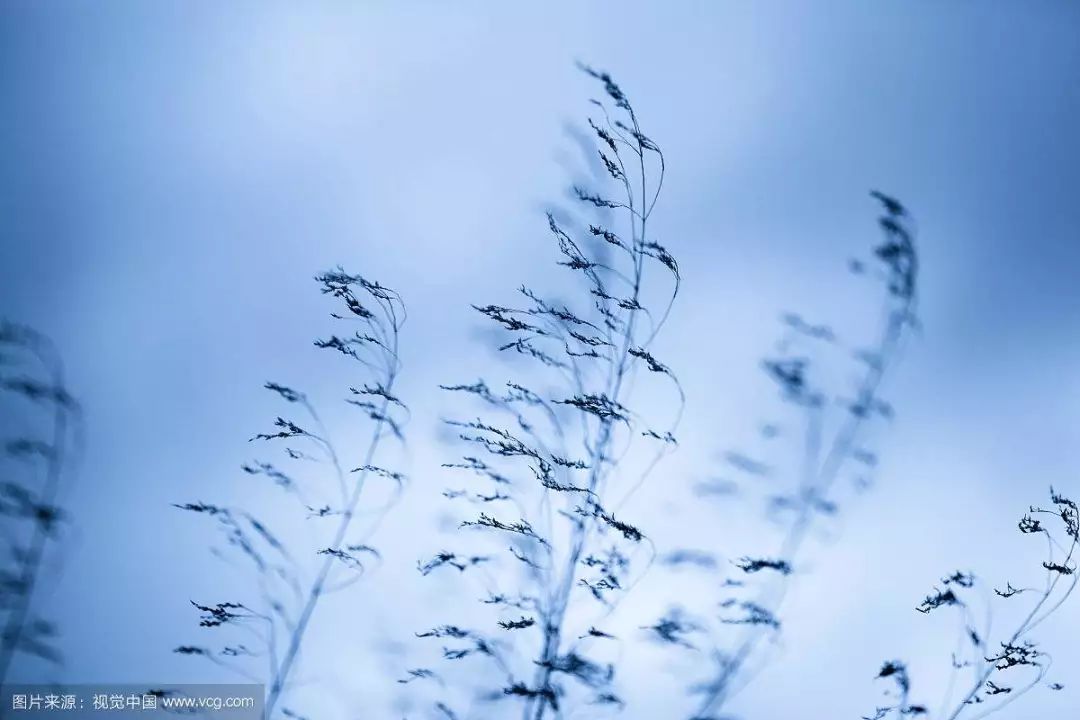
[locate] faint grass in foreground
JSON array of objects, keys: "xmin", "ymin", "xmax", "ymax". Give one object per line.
[
  {"xmin": 174, "ymin": 271, "xmax": 407, "ymax": 720},
  {"xmin": 0, "ymin": 321, "xmax": 82, "ymax": 683}
]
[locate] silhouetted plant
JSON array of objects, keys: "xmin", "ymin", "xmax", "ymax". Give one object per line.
[
  {"xmin": 410, "ymin": 66, "xmax": 682, "ymax": 719},
  {"xmin": 865, "ymin": 487, "xmax": 1077, "ymax": 719},
  {"xmin": 659, "ymin": 192, "xmax": 919, "ymax": 718},
  {"xmin": 0, "ymin": 321, "xmax": 81, "ymax": 683},
  {"xmin": 173, "ymin": 271, "xmax": 407, "ymax": 719}
]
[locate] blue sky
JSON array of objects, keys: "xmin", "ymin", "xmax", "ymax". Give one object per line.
[{"xmin": 1, "ymin": 2, "xmax": 1078, "ymax": 719}]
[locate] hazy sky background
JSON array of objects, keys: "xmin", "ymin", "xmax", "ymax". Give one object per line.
[{"xmin": 2, "ymin": 2, "xmax": 1079, "ymax": 719}]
